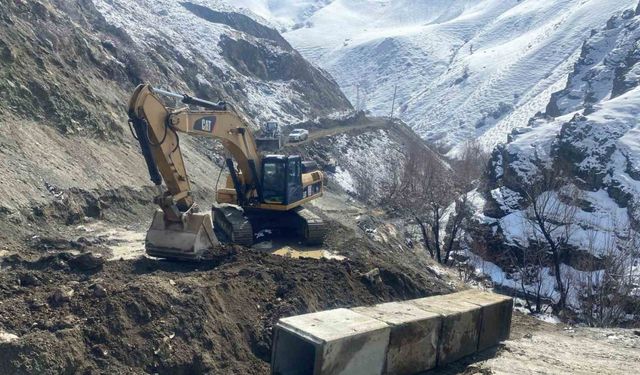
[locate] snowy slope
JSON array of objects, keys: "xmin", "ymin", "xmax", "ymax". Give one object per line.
[
  {"xmin": 0, "ymin": 0, "xmax": 356, "ymax": 211},
  {"xmin": 91, "ymin": 0, "xmax": 351, "ymax": 126},
  {"xmin": 226, "ymin": 0, "xmax": 637, "ymax": 155},
  {"xmin": 230, "ymin": 0, "xmax": 332, "ymax": 30},
  {"xmin": 488, "ymin": 7, "xmax": 640, "ymax": 221}
]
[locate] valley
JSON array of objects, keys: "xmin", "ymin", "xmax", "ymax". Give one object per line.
[{"xmin": 0, "ymin": 0, "xmax": 639, "ymax": 374}]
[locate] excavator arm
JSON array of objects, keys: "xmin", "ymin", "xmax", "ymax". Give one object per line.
[
  {"xmin": 127, "ymin": 84, "xmax": 262, "ymax": 223},
  {"xmin": 127, "ymin": 84, "xmax": 266, "ymax": 259}
]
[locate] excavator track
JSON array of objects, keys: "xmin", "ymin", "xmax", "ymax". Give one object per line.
[
  {"xmin": 212, "ymin": 204, "xmax": 254, "ymax": 246},
  {"xmin": 293, "ymin": 207, "xmax": 327, "ymax": 246},
  {"xmin": 213, "ymin": 205, "xmax": 326, "ymax": 247}
]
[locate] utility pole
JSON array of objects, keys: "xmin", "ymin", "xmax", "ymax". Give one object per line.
[{"xmin": 389, "ymin": 84, "xmax": 398, "ymax": 118}]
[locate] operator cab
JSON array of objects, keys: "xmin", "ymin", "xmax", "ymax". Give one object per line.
[{"xmin": 261, "ymin": 155, "xmax": 302, "ymax": 205}]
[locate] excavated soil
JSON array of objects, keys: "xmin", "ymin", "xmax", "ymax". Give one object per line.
[
  {"xmin": 0, "ymin": 238, "xmax": 449, "ymax": 374},
  {"xmin": 0, "ymin": 130, "xmax": 458, "ymax": 372}
]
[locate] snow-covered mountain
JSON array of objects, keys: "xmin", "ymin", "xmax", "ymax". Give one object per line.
[
  {"xmin": 0, "ymin": 0, "xmax": 351, "ymax": 135},
  {"xmin": 228, "ymin": 0, "xmax": 638, "ymax": 155},
  {"xmin": 484, "ymin": 6, "xmax": 640, "ymax": 244},
  {"xmin": 469, "ymin": 6, "xmax": 640, "ymax": 313}
]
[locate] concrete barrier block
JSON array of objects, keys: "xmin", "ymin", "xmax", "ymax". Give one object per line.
[
  {"xmin": 409, "ymin": 297, "xmax": 481, "ymax": 365},
  {"xmin": 352, "ymin": 301, "xmax": 442, "ymax": 375},
  {"xmin": 272, "ymin": 308, "xmax": 390, "ymax": 375},
  {"xmin": 455, "ymin": 290, "xmax": 513, "ymax": 351}
]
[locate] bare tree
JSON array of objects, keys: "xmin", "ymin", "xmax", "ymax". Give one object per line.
[
  {"xmin": 505, "ymin": 217, "xmax": 550, "ymax": 314},
  {"xmin": 519, "ymin": 171, "xmax": 580, "ymax": 312},
  {"xmin": 383, "ymin": 141, "xmax": 471, "ymax": 264},
  {"xmin": 443, "ymin": 194, "xmax": 472, "ymax": 264},
  {"xmin": 453, "ymin": 140, "xmax": 490, "ymax": 191},
  {"xmin": 352, "ymin": 138, "xmax": 479, "ymax": 266},
  {"xmin": 507, "ymin": 169, "xmax": 639, "ymax": 322},
  {"xmin": 458, "ymin": 240, "xmax": 488, "ymax": 283}
]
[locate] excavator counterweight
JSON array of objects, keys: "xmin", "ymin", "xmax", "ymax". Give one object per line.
[{"xmin": 127, "ymin": 84, "xmax": 326, "ymax": 260}]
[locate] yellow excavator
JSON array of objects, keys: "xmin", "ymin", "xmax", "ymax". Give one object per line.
[{"xmin": 127, "ymin": 84, "xmax": 326, "ymax": 260}]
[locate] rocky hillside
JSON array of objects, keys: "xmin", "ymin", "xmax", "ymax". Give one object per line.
[
  {"xmin": 92, "ymin": 0, "xmax": 352, "ymax": 124},
  {"xmin": 0, "ymin": 0, "xmax": 351, "ymax": 213},
  {"xmin": 469, "ymin": 5, "xmax": 640, "ymax": 315}
]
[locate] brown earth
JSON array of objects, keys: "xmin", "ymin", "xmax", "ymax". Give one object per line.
[
  {"xmin": 4, "ymin": 241, "xmax": 637, "ymax": 375},
  {"xmin": 0, "ymin": 247, "xmax": 449, "ymax": 374},
  {"xmin": 0, "ymin": 179, "xmax": 456, "ymax": 374}
]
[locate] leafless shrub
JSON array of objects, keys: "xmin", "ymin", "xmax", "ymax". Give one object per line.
[
  {"xmin": 576, "ymin": 220, "xmax": 640, "ymax": 327},
  {"xmin": 505, "ymin": 218, "xmax": 551, "ymax": 314},
  {"xmin": 452, "ymin": 140, "xmax": 491, "ymax": 190},
  {"xmin": 381, "ymin": 141, "xmax": 471, "ymax": 264},
  {"xmin": 457, "ymin": 240, "xmax": 489, "ymax": 283},
  {"xmin": 511, "ymin": 167, "xmax": 639, "ymax": 322}
]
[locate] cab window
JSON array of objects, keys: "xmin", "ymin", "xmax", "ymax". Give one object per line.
[
  {"xmin": 262, "ymin": 160, "xmax": 286, "ymax": 203},
  {"xmin": 288, "ymin": 160, "xmax": 299, "ymax": 180}
]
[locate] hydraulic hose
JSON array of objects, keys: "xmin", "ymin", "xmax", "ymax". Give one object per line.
[{"xmin": 129, "ymin": 115, "xmax": 162, "ymax": 186}]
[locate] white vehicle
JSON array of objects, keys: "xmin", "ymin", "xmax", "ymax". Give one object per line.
[{"xmin": 288, "ymin": 128, "xmax": 309, "ymax": 142}]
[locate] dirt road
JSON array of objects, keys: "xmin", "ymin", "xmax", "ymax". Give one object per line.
[
  {"xmin": 485, "ymin": 327, "xmax": 640, "ymax": 374},
  {"xmin": 430, "ymin": 312, "xmax": 640, "ymax": 375},
  {"xmin": 283, "ymin": 117, "xmax": 391, "ymax": 147}
]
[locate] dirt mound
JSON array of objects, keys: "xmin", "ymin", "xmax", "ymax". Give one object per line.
[{"xmin": 0, "ymin": 247, "xmax": 450, "ymax": 374}]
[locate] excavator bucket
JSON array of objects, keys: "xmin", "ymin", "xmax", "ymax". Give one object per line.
[{"xmin": 145, "ymin": 209, "xmax": 220, "ymax": 260}]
